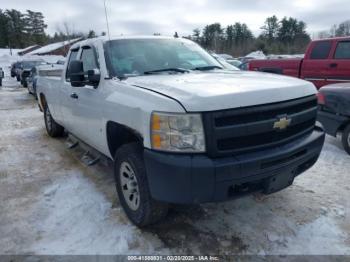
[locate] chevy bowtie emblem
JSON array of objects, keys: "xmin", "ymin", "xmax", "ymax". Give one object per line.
[{"xmin": 273, "ymin": 116, "xmax": 291, "ymax": 130}]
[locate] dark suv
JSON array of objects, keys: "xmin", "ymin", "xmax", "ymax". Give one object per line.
[
  {"xmin": 18, "ymin": 60, "xmax": 46, "ymax": 87},
  {"xmin": 10, "ymin": 62, "xmax": 21, "ymax": 78},
  {"xmin": 318, "ymin": 83, "xmax": 350, "ymax": 154}
]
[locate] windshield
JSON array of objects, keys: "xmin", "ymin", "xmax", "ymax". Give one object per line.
[{"xmin": 104, "ymin": 39, "xmax": 222, "ymax": 77}]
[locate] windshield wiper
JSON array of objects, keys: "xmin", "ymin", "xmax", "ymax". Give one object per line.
[
  {"xmin": 144, "ymin": 68, "xmax": 189, "ymax": 75},
  {"xmin": 192, "ymin": 65, "xmax": 223, "ymax": 71}
]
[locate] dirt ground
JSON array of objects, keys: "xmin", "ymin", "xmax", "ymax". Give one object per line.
[{"xmin": 0, "ymin": 77, "xmax": 349, "ymax": 255}]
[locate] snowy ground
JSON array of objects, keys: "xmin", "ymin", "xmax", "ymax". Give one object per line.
[{"xmin": 0, "ymin": 59, "xmax": 350, "ymax": 256}]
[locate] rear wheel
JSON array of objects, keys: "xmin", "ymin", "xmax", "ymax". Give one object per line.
[
  {"xmin": 44, "ymin": 105, "xmax": 64, "ymax": 137},
  {"xmin": 341, "ymin": 124, "xmax": 350, "ymax": 155},
  {"xmin": 114, "ymin": 143, "xmax": 168, "ymax": 227}
]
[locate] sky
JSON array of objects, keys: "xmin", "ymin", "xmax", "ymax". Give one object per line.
[{"xmin": 2, "ymin": 0, "xmax": 350, "ymax": 38}]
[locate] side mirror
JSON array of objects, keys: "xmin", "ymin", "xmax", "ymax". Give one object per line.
[
  {"xmin": 67, "ymin": 60, "xmax": 85, "ymax": 87},
  {"xmin": 87, "ymin": 69, "xmax": 101, "ymax": 88}
]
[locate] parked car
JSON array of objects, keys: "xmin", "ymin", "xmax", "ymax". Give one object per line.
[
  {"xmin": 14, "ymin": 62, "xmax": 23, "ymax": 81},
  {"xmin": 0, "ymin": 67, "xmax": 4, "ymax": 86},
  {"xmin": 317, "ymin": 83, "xmax": 350, "ymax": 154},
  {"xmin": 56, "ymin": 59, "xmax": 66, "ymax": 65},
  {"xmin": 214, "ymin": 56, "xmax": 239, "ymax": 71},
  {"xmin": 28, "ymin": 64, "xmax": 64, "ymax": 97},
  {"xmin": 249, "ymin": 37, "xmax": 350, "ymax": 89},
  {"xmin": 18, "ymin": 60, "xmax": 46, "ymax": 87},
  {"xmin": 10, "ymin": 62, "xmax": 21, "ymax": 78},
  {"xmin": 227, "ymin": 59, "xmax": 242, "ymax": 68},
  {"xmin": 239, "ymin": 61, "xmax": 250, "ymax": 71},
  {"xmin": 27, "ymin": 67, "xmax": 39, "ymax": 96},
  {"xmin": 36, "ymin": 36, "xmax": 325, "ymax": 227}
]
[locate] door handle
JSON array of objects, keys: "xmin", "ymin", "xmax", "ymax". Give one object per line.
[
  {"xmin": 329, "ymin": 63, "xmax": 338, "ymax": 68},
  {"xmin": 70, "ymin": 93, "xmax": 78, "ymax": 99}
]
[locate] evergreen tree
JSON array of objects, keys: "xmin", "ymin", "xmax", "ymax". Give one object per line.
[
  {"xmin": 335, "ymin": 20, "xmax": 350, "ymax": 37},
  {"xmin": 87, "ymin": 30, "xmax": 96, "ymax": 38},
  {"xmin": 202, "ymin": 23, "xmax": 223, "ymax": 50},
  {"xmin": 261, "ymin": 15, "xmax": 279, "ymax": 42},
  {"xmin": 24, "ymin": 10, "xmax": 47, "ymax": 45},
  {"xmin": 5, "ymin": 9, "xmax": 26, "ymax": 48},
  {"xmin": 0, "ymin": 10, "xmax": 10, "ymax": 48}
]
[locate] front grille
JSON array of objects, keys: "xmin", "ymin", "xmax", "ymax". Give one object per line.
[
  {"xmin": 203, "ymin": 95, "xmax": 318, "ymax": 157},
  {"xmin": 22, "ymin": 71, "xmax": 30, "ymax": 77}
]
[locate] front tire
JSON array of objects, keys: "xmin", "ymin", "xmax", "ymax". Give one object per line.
[
  {"xmin": 114, "ymin": 143, "xmax": 168, "ymax": 227},
  {"xmin": 341, "ymin": 124, "xmax": 350, "ymax": 155},
  {"xmin": 44, "ymin": 105, "xmax": 64, "ymax": 137}
]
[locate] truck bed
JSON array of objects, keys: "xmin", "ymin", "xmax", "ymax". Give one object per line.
[{"xmin": 249, "ymin": 58, "xmax": 303, "ymax": 78}]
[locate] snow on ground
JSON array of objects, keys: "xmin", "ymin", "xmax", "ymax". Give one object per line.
[
  {"xmin": 0, "ymin": 48, "xmax": 22, "ymax": 56},
  {"xmin": 0, "ymin": 55, "xmax": 349, "ymax": 255},
  {"xmin": 32, "ymin": 173, "xmax": 167, "ymax": 255}
]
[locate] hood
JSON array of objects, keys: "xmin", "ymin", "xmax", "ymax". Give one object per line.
[
  {"xmin": 319, "ymin": 83, "xmax": 350, "ymax": 116},
  {"xmin": 125, "ymin": 70, "xmax": 317, "ymax": 112},
  {"xmin": 320, "ymin": 82, "xmax": 350, "ymax": 92}
]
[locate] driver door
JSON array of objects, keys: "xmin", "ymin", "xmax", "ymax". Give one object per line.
[{"xmin": 69, "ymin": 45, "xmax": 106, "ymax": 153}]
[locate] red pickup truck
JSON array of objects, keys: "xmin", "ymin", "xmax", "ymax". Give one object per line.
[{"xmin": 249, "ymin": 37, "xmax": 350, "ymax": 89}]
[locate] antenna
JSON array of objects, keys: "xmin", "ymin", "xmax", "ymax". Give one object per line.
[{"xmin": 104, "ymin": 0, "xmax": 111, "ymax": 40}]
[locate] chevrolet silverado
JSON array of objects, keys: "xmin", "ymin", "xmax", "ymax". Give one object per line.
[{"xmin": 36, "ymin": 36, "xmax": 325, "ymax": 226}]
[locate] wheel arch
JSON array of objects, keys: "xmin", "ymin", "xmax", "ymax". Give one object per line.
[
  {"xmin": 39, "ymin": 93, "xmax": 47, "ymax": 112},
  {"xmin": 106, "ymin": 121, "xmax": 144, "ymax": 158},
  {"xmin": 338, "ymin": 119, "xmax": 350, "ymax": 133}
]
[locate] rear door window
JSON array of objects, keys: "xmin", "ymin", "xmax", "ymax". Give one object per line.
[
  {"xmin": 310, "ymin": 41, "xmax": 332, "ymax": 59},
  {"xmin": 334, "ymin": 41, "xmax": 350, "ymax": 59}
]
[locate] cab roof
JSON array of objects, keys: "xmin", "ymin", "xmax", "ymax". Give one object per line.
[{"xmin": 70, "ymin": 35, "xmax": 190, "ymax": 50}]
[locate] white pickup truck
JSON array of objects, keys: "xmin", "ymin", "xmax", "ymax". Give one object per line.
[{"xmin": 37, "ymin": 36, "xmax": 325, "ymax": 227}]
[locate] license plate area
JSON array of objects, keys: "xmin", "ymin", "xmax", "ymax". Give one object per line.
[{"xmin": 263, "ymin": 172, "xmax": 295, "ymax": 194}]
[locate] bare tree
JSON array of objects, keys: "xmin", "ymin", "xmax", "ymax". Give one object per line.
[{"xmin": 55, "ymin": 21, "xmax": 76, "ymax": 40}]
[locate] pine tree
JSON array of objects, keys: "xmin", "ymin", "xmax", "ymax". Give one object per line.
[
  {"xmin": 24, "ymin": 10, "xmax": 47, "ymax": 45},
  {"xmin": 87, "ymin": 30, "xmax": 96, "ymax": 38},
  {"xmin": 5, "ymin": 9, "xmax": 26, "ymax": 48}
]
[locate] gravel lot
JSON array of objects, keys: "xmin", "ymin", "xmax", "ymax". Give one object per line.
[{"xmin": 0, "ymin": 71, "xmax": 349, "ymax": 255}]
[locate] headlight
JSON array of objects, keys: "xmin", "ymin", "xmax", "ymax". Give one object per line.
[{"xmin": 151, "ymin": 112, "xmax": 205, "ymax": 152}]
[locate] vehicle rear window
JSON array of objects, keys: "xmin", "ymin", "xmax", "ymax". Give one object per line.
[
  {"xmin": 310, "ymin": 41, "xmax": 332, "ymax": 59},
  {"xmin": 334, "ymin": 41, "xmax": 350, "ymax": 59}
]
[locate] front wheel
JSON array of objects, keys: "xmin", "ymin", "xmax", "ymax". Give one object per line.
[
  {"xmin": 44, "ymin": 105, "xmax": 64, "ymax": 137},
  {"xmin": 341, "ymin": 124, "xmax": 350, "ymax": 155},
  {"xmin": 114, "ymin": 143, "xmax": 168, "ymax": 227}
]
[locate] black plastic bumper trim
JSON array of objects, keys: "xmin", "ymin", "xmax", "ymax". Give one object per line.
[{"xmin": 144, "ymin": 127, "xmax": 325, "ymax": 204}]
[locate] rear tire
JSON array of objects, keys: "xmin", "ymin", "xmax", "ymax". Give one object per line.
[
  {"xmin": 114, "ymin": 143, "xmax": 168, "ymax": 227},
  {"xmin": 341, "ymin": 124, "xmax": 350, "ymax": 155},
  {"xmin": 44, "ymin": 105, "xmax": 64, "ymax": 137}
]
